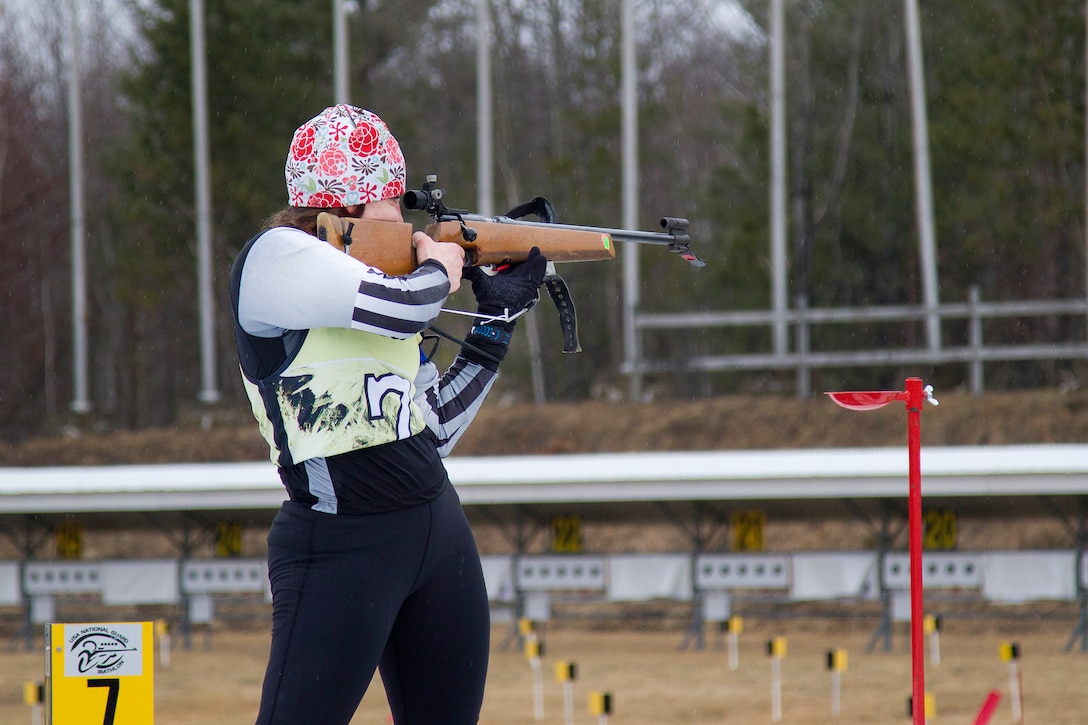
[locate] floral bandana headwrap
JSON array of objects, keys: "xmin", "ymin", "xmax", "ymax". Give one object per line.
[{"xmin": 285, "ymin": 105, "xmax": 406, "ymax": 208}]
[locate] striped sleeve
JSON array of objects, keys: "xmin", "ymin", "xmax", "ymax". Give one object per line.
[
  {"xmin": 236, "ymin": 227, "xmax": 450, "ymax": 340},
  {"xmin": 351, "ymin": 260, "xmax": 450, "ymax": 338},
  {"xmin": 413, "ymin": 355, "xmax": 499, "ymax": 457}
]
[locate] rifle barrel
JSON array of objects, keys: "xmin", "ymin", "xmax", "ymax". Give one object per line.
[{"xmin": 457, "ymin": 213, "xmax": 683, "ymax": 248}]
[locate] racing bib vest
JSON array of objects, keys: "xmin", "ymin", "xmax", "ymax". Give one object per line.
[{"xmin": 242, "ymin": 326, "xmax": 426, "ymax": 468}]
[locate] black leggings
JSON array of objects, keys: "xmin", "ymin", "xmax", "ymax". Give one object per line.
[{"xmin": 255, "ymin": 484, "xmax": 490, "ymax": 725}]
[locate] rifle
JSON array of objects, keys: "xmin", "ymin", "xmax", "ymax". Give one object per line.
[{"xmin": 316, "ymin": 174, "xmax": 704, "ymax": 353}]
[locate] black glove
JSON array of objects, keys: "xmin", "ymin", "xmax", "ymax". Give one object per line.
[
  {"xmin": 463, "ymin": 247, "xmax": 547, "ymax": 318},
  {"xmin": 461, "ymin": 248, "xmax": 547, "ymax": 370}
]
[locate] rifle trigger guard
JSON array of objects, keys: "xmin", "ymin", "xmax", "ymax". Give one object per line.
[{"xmin": 544, "ymin": 268, "xmax": 581, "ymax": 354}]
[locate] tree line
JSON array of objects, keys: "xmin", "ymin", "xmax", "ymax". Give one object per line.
[{"xmin": 0, "ymin": 0, "xmax": 1084, "ymax": 438}]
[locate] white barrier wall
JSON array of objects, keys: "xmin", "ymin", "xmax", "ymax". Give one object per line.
[
  {"xmin": 483, "ymin": 551, "xmax": 1077, "ymax": 606},
  {"xmin": 11, "ymin": 559, "xmax": 269, "ymax": 624},
  {"xmin": 2, "ymin": 445, "xmax": 1086, "ymax": 628},
  {"xmin": 2, "ymin": 551, "xmax": 1080, "ymax": 610}
]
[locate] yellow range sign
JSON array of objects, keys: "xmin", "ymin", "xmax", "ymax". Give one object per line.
[
  {"xmin": 551, "ymin": 515, "xmax": 583, "ymax": 553},
  {"xmin": 731, "ymin": 510, "xmax": 766, "ymax": 552},
  {"xmin": 47, "ymin": 622, "xmax": 154, "ymax": 725}
]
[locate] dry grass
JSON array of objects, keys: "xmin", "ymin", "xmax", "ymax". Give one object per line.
[
  {"xmin": 3, "ymin": 389, "xmax": 1088, "ymax": 465},
  {"xmin": 1, "ymin": 619, "xmax": 1085, "ymax": 724}
]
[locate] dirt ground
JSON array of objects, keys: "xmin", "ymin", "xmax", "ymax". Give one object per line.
[
  {"xmin": 3, "ymin": 388, "xmax": 1088, "ymax": 465},
  {"xmin": 1, "ymin": 620, "xmax": 1085, "ymax": 724}
]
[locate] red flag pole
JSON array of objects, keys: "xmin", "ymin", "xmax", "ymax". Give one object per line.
[
  {"xmin": 827, "ymin": 377, "xmax": 936, "ymax": 725},
  {"xmin": 905, "ymin": 377, "xmax": 926, "ymax": 725}
]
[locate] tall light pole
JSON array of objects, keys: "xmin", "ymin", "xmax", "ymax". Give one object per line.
[
  {"xmin": 903, "ymin": 0, "xmax": 941, "ymax": 351},
  {"xmin": 67, "ymin": 0, "xmax": 91, "ymax": 415},
  {"xmin": 621, "ymin": 0, "xmax": 641, "ymax": 400},
  {"xmin": 769, "ymin": 0, "xmax": 788, "ymax": 357},
  {"xmin": 333, "ymin": 0, "xmax": 350, "ymax": 104},
  {"xmin": 66, "ymin": 0, "xmax": 91, "ymax": 411},
  {"xmin": 191, "ymin": 0, "xmax": 219, "ymax": 403},
  {"xmin": 476, "ymin": 0, "xmax": 493, "ymax": 217}
]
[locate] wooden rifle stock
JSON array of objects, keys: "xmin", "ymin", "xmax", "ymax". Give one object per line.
[
  {"xmin": 315, "ymin": 215, "xmax": 417, "ymax": 274},
  {"xmin": 315, "ymin": 213, "xmax": 616, "ymax": 274},
  {"xmin": 315, "ymin": 184, "xmax": 698, "ymax": 355}
]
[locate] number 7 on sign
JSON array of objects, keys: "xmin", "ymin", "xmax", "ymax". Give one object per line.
[
  {"xmin": 48, "ymin": 622, "xmax": 155, "ymax": 725},
  {"xmin": 88, "ymin": 679, "xmax": 120, "ymax": 725}
]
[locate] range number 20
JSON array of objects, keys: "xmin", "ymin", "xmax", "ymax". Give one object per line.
[{"xmin": 923, "ymin": 509, "xmax": 957, "ymax": 550}]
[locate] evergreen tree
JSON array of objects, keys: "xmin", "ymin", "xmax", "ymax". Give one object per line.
[{"xmin": 109, "ymin": 0, "xmax": 337, "ymax": 425}]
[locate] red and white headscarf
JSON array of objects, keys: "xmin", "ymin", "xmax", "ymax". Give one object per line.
[{"xmin": 284, "ymin": 105, "xmax": 406, "ymax": 208}]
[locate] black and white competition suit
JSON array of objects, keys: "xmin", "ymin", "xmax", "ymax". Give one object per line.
[{"xmin": 231, "ymin": 224, "xmax": 497, "ymax": 725}]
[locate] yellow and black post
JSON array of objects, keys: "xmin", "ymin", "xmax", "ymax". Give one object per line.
[
  {"xmin": 907, "ymin": 693, "xmax": 937, "ymax": 723},
  {"xmin": 924, "ymin": 614, "xmax": 941, "ymax": 665},
  {"xmin": 726, "ymin": 615, "xmax": 743, "ymax": 671},
  {"xmin": 588, "ymin": 691, "xmax": 612, "ymax": 725},
  {"xmin": 23, "ymin": 681, "xmax": 43, "ymax": 725},
  {"xmin": 826, "ymin": 648, "xmax": 848, "ymax": 718},
  {"xmin": 767, "ymin": 637, "xmax": 787, "ymax": 722},
  {"xmin": 1000, "ymin": 641, "xmax": 1023, "ymax": 723},
  {"xmin": 154, "ymin": 619, "xmax": 171, "ymax": 669},
  {"xmin": 555, "ymin": 661, "xmax": 577, "ymax": 725},
  {"xmin": 521, "ymin": 619, "xmax": 544, "ymax": 721}
]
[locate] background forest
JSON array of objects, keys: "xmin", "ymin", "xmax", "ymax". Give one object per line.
[{"xmin": 0, "ymin": 0, "xmax": 1085, "ymax": 439}]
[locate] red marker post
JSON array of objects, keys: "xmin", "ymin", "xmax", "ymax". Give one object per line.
[
  {"xmin": 827, "ymin": 377, "xmax": 938, "ymax": 725},
  {"xmin": 972, "ymin": 689, "xmax": 1002, "ymax": 725}
]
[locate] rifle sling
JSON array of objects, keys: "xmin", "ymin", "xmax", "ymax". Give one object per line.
[
  {"xmin": 505, "ymin": 196, "xmax": 556, "ymax": 225},
  {"xmin": 502, "ymin": 199, "xmax": 580, "ymax": 354},
  {"xmin": 544, "ymin": 273, "xmax": 581, "ymax": 354}
]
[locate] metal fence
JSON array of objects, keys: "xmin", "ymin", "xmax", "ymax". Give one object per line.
[{"xmin": 626, "ymin": 286, "xmax": 1088, "ymax": 397}]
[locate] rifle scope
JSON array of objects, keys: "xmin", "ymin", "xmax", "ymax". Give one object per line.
[{"xmin": 402, "ymin": 188, "xmax": 440, "ymax": 212}]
